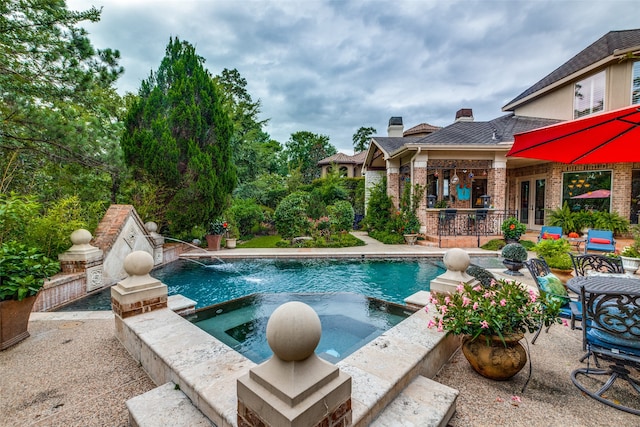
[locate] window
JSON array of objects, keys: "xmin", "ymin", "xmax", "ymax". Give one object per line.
[
  {"xmin": 632, "ymin": 61, "xmax": 640, "ymax": 105},
  {"xmin": 563, "ymin": 170, "xmax": 611, "ymax": 213},
  {"xmin": 574, "ymin": 71, "xmax": 605, "ymax": 118}
]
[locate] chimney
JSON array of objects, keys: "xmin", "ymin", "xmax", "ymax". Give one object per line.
[
  {"xmin": 455, "ymin": 108, "xmax": 474, "ymax": 122},
  {"xmin": 387, "ymin": 116, "xmax": 404, "ymax": 137}
]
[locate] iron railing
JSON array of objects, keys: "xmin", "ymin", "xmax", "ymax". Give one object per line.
[{"xmin": 436, "ymin": 209, "xmax": 519, "ymax": 247}]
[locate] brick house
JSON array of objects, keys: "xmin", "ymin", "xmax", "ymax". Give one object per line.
[{"xmin": 363, "ymin": 29, "xmax": 640, "ymax": 241}]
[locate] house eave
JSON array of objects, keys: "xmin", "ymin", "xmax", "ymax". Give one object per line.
[{"xmin": 503, "ymin": 54, "xmax": 618, "ymax": 112}]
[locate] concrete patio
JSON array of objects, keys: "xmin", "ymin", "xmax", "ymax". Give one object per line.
[{"xmin": 1, "ymin": 232, "xmax": 638, "ymax": 426}]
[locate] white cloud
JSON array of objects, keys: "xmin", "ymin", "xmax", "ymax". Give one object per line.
[{"xmin": 67, "ymin": 0, "xmax": 640, "ymax": 152}]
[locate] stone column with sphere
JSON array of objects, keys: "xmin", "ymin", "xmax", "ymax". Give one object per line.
[
  {"xmin": 58, "ymin": 229, "xmax": 104, "ymax": 292},
  {"xmin": 237, "ymin": 301, "xmax": 352, "ymax": 427},
  {"xmin": 430, "ymin": 248, "xmax": 479, "ymax": 294},
  {"xmin": 110, "ymin": 251, "xmax": 168, "ymax": 319}
]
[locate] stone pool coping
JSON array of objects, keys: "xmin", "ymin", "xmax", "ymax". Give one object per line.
[{"xmin": 117, "ymin": 295, "xmax": 460, "ymax": 426}]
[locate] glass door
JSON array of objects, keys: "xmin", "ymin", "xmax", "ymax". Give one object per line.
[{"xmin": 519, "ymin": 177, "xmax": 546, "ymax": 229}]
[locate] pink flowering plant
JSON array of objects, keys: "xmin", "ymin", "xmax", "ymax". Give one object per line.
[{"xmin": 427, "ymin": 278, "xmax": 562, "ymax": 343}]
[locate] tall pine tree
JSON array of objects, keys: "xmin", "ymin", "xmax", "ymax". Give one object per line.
[{"xmin": 122, "ymin": 38, "xmax": 235, "ymax": 235}]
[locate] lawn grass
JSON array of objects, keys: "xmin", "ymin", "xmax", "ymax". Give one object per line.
[{"xmin": 237, "ymin": 234, "xmax": 283, "ymax": 248}]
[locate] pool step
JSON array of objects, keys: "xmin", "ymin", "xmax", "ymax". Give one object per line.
[
  {"xmin": 127, "ymin": 382, "xmax": 213, "ymax": 427},
  {"xmin": 370, "ymin": 375, "xmax": 458, "ymax": 427}
]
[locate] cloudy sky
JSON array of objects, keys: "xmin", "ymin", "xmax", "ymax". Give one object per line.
[{"xmin": 67, "ymin": 0, "xmax": 639, "ymax": 153}]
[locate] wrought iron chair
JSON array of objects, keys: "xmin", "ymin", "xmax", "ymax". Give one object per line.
[
  {"xmin": 571, "ymin": 287, "xmax": 640, "ymax": 415},
  {"xmin": 524, "ymin": 258, "xmax": 582, "ymax": 344},
  {"xmin": 570, "ymin": 253, "xmax": 624, "ymax": 277}
]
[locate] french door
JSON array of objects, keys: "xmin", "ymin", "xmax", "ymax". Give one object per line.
[{"xmin": 519, "ymin": 177, "xmax": 546, "ymax": 230}]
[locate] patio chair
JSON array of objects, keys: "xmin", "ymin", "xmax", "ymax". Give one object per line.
[
  {"xmin": 570, "ymin": 253, "xmax": 624, "ymax": 277},
  {"xmin": 538, "ymin": 226, "xmax": 563, "ymax": 242},
  {"xmin": 584, "ymin": 229, "xmax": 616, "ymax": 253},
  {"xmin": 571, "ymin": 287, "xmax": 640, "ymax": 415},
  {"xmin": 524, "ymin": 258, "xmax": 582, "ymax": 344}
]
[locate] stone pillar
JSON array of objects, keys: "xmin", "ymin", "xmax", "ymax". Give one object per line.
[
  {"xmin": 387, "ymin": 158, "xmax": 401, "ymax": 209},
  {"xmin": 430, "ymin": 248, "xmax": 479, "ymax": 294},
  {"xmin": 491, "ymin": 154, "xmax": 507, "ymax": 210},
  {"xmin": 58, "ymin": 229, "xmax": 104, "ymax": 292},
  {"xmin": 414, "ymin": 156, "xmax": 428, "ymax": 233},
  {"xmin": 237, "ymin": 302, "xmax": 352, "ymax": 427},
  {"xmin": 110, "ymin": 251, "xmax": 167, "ymax": 319},
  {"xmin": 144, "ymin": 221, "xmax": 164, "ymax": 265}
]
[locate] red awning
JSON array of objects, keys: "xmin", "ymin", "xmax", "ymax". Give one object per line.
[{"xmin": 507, "ymin": 105, "xmax": 640, "ymax": 164}]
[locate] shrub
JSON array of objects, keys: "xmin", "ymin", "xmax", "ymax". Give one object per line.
[
  {"xmin": 533, "ymin": 238, "xmax": 573, "ymax": 269},
  {"xmin": 501, "ymin": 243, "xmax": 528, "ymax": 262},
  {"xmin": 362, "ymin": 178, "xmax": 393, "ymax": 232},
  {"xmin": 328, "ymin": 200, "xmax": 355, "ymax": 232},
  {"xmin": 274, "ymin": 191, "xmax": 310, "ymax": 239},
  {"xmin": 466, "ymin": 265, "xmax": 495, "ymax": 287},
  {"xmin": 228, "ymin": 199, "xmax": 265, "ymax": 238}
]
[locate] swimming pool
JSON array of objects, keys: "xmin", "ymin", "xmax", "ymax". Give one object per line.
[
  {"xmin": 190, "ymin": 292, "xmax": 415, "ymax": 363},
  {"xmin": 57, "ymin": 256, "xmax": 504, "ymax": 311}
]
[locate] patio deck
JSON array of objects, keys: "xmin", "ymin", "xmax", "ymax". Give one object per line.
[{"xmin": 1, "ymin": 232, "xmax": 638, "ymax": 426}]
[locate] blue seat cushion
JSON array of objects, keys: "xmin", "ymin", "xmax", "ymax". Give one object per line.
[
  {"xmin": 586, "ymin": 304, "xmax": 640, "ymax": 351},
  {"xmin": 537, "ymin": 273, "xmax": 570, "ymax": 305}
]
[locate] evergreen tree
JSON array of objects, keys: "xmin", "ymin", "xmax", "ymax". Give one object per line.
[
  {"xmin": 0, "ymin": 0, "xmax": 124, "ymax": 201},
  {"xmin": 121, "ymin": 38, "xmax": 235, "ymax": 235}
]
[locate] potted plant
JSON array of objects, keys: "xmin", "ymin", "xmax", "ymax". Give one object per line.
[
  {"xmin": 501, "ymin": 243, "xmax": 528, "ymax": 276},
  {"xmin": 533, "ymin": 237, "xmax": 574, "ymax": 282},
  {"xmin": 206, "ymin": 218, "xmax": 228, "ymax": 251},
  {"xmin": 0, "ymin": 241, "xmax": 60, "ymax": 350},
  {"xmin": 619, "ymin": 225, "xmax": 640, "ymax": 274},
  {"xmin": 501, "ymin": 217, "xmax": 526, "ymax": 243},
  {"xmin": 428, "ymin": 279, "xmax": 561, "ymax": 380}
]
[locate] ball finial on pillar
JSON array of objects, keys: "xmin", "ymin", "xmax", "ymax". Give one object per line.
[
  {"xmin": 266, "ymin": 301, "xmax": 321, "ymax": 361},
  {"xmin": 123, "ymin": 251, "xmax": 154, "ymax": 277},
  {"xmin": 443, "ymin": 247, "xmax": 471, "ymax": 272}
]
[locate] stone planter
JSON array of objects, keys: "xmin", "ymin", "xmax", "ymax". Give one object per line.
[
  {"xmin": 403, "ymin": 234, "xmax": 418, "ymax": 245},
  {"xmin": 1, "ymin": 295, "xmax": 38, "ymax": 350},
  {"xmin": 205, "ymin": 234, "xmax": 222, "ymax": 251},
  {"xmin": 462, "ymin": 334, "xmax": 527, "ymax": 380},
  {"xmin": 620, "ymin": 256, "xmax": 640, "ymax": 274},
  {"xmin": 502, "ymin": 259, "xmax": 524, "ymax": 276},
  {"xmin": 225, "ymin": 238, "xmax": 237, "ymax": 249}
]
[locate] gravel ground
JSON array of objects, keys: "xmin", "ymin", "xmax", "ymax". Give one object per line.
[
  {"xmin": 434, "ymin": 323, "xmax": 640, "ymax": 427},
  {"xmin": 0, "ymin": 315, "xmax": 155, "ymax": 427}
]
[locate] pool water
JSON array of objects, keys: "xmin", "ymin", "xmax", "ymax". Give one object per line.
[
  {"xmin": 57, "ymin": 256, "xmax": 501, "ymax": 311},
  {"xmin": 189, "ymin": 292, "xmax": 415, "ymax": 363}
]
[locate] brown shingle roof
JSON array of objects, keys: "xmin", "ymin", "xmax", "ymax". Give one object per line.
[
  {"xmin": 403, "ymin": 123, "xmax": 441, "ymax": 137},
  {"xmin": 317, "ymin": 151, "xmax": 367, "ymax": 165}
]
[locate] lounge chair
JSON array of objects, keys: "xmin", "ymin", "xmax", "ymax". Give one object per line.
[
  {"xmin": 584, "ymin": 229, "xmax": 616, "ymax": 253},
  {"xmin": 538, "ymin": 226, "xmax": 563, "ymax": 242}
]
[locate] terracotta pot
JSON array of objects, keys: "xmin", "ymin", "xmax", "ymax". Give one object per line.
[
  {"xmin": 461, "ymin": 334, "xmax": 527, "ymax": 380},
  {"xmin": 1, "ymin": 295, "xmax": 38, "ymax": 351},
  {"xmin": 205, "ymin": 234, "xmax": 222, "ymax": 251},
  {"xmin": 549, "ymin": 267, "xmax": 574, "ymax": 284}
]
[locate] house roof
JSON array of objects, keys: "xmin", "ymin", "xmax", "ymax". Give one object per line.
[
  {"xmin": 416, "ymin": 114, "xmax": 561, "ymax": 146},
  {"xmin": 403, "ymin": 122, "xmax": 441, "ymax": 137},
  {"xmin": 317, "ymin": 150, "xmax": 367, "ymax": 165},
  {"xmin": 371, "ymin": 114, "xmax": 560, "ymax": 159},
  {"xmin": 503, "ymin": 29, "xmax": 640, "ymax": 110}
]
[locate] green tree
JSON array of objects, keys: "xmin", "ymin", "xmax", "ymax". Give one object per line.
[
  {"xmin": 214, "ymin": 68, "xmax": 282, "ymax": 183},
  {"xmin": 0, "ymin": 0, "xmax": 125, "ymax": 201},
  {"xmin": 283, "ymin": 131, "xmax": 336, "ymax": 184},
  {"xmin": 352, "ymin": 126, "xmax": 377, "ymax": 153},
  {"xmin": 121, "ymin": 37, "xmax": 235, "ymax": 235}
]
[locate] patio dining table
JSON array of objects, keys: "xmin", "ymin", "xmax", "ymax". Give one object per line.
[{"xmin": 566, "ymin": 275, "xmax": 640, "ymax": 294}]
